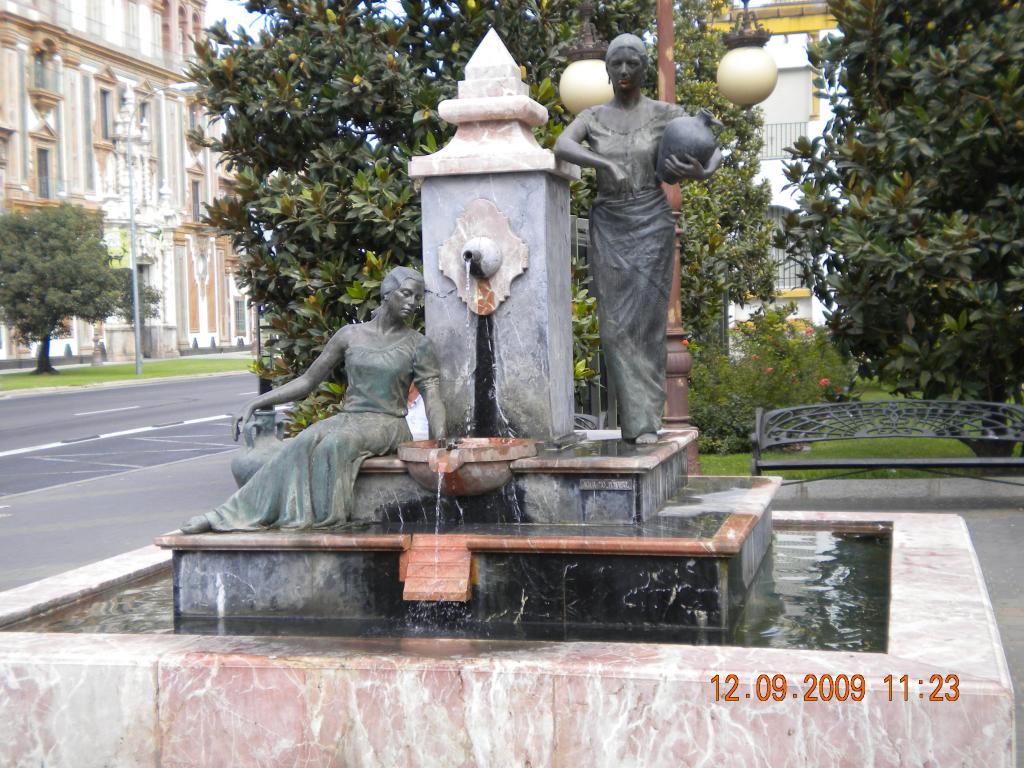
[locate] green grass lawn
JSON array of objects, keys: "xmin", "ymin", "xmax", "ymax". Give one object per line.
[
  {"xmin": 699, "ymin": 436, "xmax": 1021, "ymax": 479},
  {"xmin": 0, "ymin": 357, "xmax": 252, "ymax": 391}
]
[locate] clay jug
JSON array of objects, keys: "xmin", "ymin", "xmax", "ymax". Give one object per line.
[
  {"xmin": 230, "ymin": 408, "xmax": 284, "ymax": 487},
  {"xmin": 657, "ymin": 108, "xmax": 722, "ymax": 181}
]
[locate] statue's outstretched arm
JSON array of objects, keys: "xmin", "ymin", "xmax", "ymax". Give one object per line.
[{"xmin": 231, "ymin": 326, "xmax": 352, "ymax": 440}]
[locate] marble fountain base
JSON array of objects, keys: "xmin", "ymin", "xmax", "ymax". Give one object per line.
[{"xmin": 0, "ymin": 509, "xmax": 1014, "ymax": 767}]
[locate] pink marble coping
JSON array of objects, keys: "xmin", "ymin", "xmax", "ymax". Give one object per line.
[
  {"xmin": 359, "ymin": 429, "xmax": 697, "ymax": 476},
  {"xmin": 153, "ymin": 530, "xmax": 410, "ymax": 552},
  {"xmin": 510, "ymin": 429, "xmax": 696, "ymax": 474},
  {"xmin": 461, "ymin": 517, "xmax": 755, "ymax": 556},
  {"xmin": 437, "ymin": 94, "xmax": 548, "ymax": 127},
  {"xmin": 0, "ymin": 510, "xmax": 1014, "ymax": 767}
]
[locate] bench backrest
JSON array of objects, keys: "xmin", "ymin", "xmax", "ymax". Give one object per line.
[{"xmin": 753, "ymin": 400, "xmax": 1024, "ymax": 452}]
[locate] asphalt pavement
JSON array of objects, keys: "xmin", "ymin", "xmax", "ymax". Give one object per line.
[
  {"xmin": 0, "ymin": 371, "xmax": 255, "ymax": 451},
  {"xmin": 0, "ymin": 449, "xmax": 238, "ymax": 590}
]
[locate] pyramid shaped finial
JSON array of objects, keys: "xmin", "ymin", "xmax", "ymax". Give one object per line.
[
  {"xmin": 458, "ymin": 28, "xmax": 528, "ymax": 98},
  {"xmin": 465, "ymin": 28, "xmax": 521, "ymax": 81}
]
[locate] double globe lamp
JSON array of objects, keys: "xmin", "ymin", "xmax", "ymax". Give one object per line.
[{"xmin": 558, "ymin": 0, "xmax": 778, "ymax": 114}]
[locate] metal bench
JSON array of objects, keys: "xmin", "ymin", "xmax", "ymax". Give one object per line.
[{"xmin": 750, "ymin": 400, "xmax": 1024, "ymax": 477}]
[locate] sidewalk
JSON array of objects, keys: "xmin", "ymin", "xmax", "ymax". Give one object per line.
[{"xmin": 775, "ymin": 478, "xmax": 1023, "ymax": 766}]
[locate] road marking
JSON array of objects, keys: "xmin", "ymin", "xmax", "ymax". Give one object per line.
[
  {"xmin": 73, "ymin": 405, "xmax": 141, "ymax": 417},
  {"xmin": 0, "ymin": 414, "xmax": 232, "ymax": 459}
]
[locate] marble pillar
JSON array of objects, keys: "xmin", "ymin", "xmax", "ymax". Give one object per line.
[{"xmin": 410, "ymin": 29, "xmax": 580, "ymax": 444}]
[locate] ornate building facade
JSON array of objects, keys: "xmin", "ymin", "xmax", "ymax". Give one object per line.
[{"xmin": 0, "ymin": 0, "xmax": 250, "ymax": 362}]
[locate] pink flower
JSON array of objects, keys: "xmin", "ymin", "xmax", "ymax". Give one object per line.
[
  {"xmin": 804, "ymin": 327, "xmax": 814, "ymax": 337},
  {"xmin": 819, "ymin": 378, "xmax": 830, "ymax": 387},
  {"xmin": 682, "ymin": 339, "xmax": 689, "ymax": 347},
  {"xmin": 764, "ymin": 367, "xmax": 774, "ymax": 374}
]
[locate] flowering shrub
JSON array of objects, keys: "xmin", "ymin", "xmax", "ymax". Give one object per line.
[{"xmin": 688, "ymin": 305, "xmax": 854, "ymax": 454}]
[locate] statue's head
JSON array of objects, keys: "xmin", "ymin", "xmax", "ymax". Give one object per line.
[
  {"xmin": 379, "ymin": 266, "xmax": 425, "ymax": 322},
  {"xmin": 605, "ymin": 33, "xmax": 647, "ymax": 94},
  {"xmin": 380, "ymin": 266, "xmax": 424, "ymax": 299}
]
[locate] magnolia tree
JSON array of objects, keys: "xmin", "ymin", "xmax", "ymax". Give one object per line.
[
  {"xmin": 779, "ymin": 0, "xmax": 1024, "ymax": 404},
  {"xmin": 192, "ymin": 0, "xmax": 772, "ymax": 424}
]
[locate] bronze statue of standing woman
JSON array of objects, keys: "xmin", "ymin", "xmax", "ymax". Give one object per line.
[{"xmin": 555, "ymin": 33, "xmax": 721, "ymax": 444}]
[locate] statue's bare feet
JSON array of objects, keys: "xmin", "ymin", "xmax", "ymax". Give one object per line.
[
  {"xmin": 635, "ymin": 432, "xmax": 658, "ymax": 445},
  {"xmin": 181, "ymin": 514, "xmax": 213, "ymax": 535}
]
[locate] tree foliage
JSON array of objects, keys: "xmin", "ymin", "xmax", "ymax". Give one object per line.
[
  {"xmin": 0, "ymin": 204, "xmax": 120, "ymax": 373},
  {"xmin": 192, "ymin": 0, "xmax": 771, "ymax": 421},
  {"xmin": 674, "ymin": 0, "xmax": 774, "ymax": 343},
  {"xmin": 779, "ymin": 0, "xmax": 1024, "ymax": 403}
]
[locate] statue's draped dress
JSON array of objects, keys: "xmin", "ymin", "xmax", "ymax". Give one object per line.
[
  {"xmin": 205, "ymin": 330, "xmax": 440, "ymax": 530},
  {"xmin": 577, "ymin": 98, "xmax": 686, "ymax": 439}
]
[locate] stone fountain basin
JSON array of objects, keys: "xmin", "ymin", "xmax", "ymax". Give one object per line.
[{"xmin": 398, "ymin": 437, "xmax": 537, "ymax": 496}]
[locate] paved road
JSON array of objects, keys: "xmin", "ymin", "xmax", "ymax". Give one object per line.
[
  {"xmin": 0, "ymin": 450, "xmax": 238, "ymax": 591},
  {"xmin": 0, "ymin": 373, "xmax": 255, "ymax": 496},
  {"xmin": 0, "ymin": 372, "xmax": 255, "ymax": 452}
]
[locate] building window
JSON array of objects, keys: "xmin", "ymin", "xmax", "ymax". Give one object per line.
[
  {"xmin": 126, "ymin": 1, "xmax": 140, "ymax": 50},
  {"xmin": 33, "ymin": 52, "xmax": 48, "ymax": 90},
  {"xmin": 769, "ymin": 206, "xmax": 804, "ymax": 291},
  {"xmin": 191, "ymin": 178, "xmax": 202, "ymax": 220},
  {"xmin": 188, "ymin": 102, "xmax": 199, "ymax": 132},
  {"xmin": 138, "ymin": 99, "xmax": 149, "ymax": 129},
  {"xmin": 99, "ymin": 88, "xmax": 113, "ymax": 140},
  {"xmin": 37, "ymin": 147, "xmax": 51, "ymax": 199},
  {"xmin": 234, "ymin": 298, "xmax": 247, "ymax": 337}
]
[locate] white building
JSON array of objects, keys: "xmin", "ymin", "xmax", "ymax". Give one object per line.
[
  {"xmin": 721, "ymin": 0, "xmax": 836, "ymax": 326},
  {"xmin": 0, "ymin": 0, "xmax": 251, "ymax": 363}
]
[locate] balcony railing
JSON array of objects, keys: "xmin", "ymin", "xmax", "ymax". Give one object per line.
[{"xmin": 760, "ymin": 121, "xmax": 809, "ymax": 160}]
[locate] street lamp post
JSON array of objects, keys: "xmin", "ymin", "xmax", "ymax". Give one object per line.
[
  {"xmin": 655, "ymin": 0, "xmax": 693, "ymax": 431},
  {"xmin": 119, "ymin": 80, "xmax": 197, "ymax": 376}
]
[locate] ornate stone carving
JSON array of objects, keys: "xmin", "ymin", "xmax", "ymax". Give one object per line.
[{"xmin": 437, "ymin": 198, "xmax": 528, "ymax": 315}]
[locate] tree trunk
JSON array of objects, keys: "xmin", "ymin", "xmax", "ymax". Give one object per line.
[{"xmin": 33, "ymin": 334, "xmax": 58, "ymax": 375}]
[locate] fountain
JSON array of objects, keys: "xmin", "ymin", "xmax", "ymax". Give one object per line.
[{"xmin": 0, "ymin": 30, "xmax": 1013, "ymax": 767}]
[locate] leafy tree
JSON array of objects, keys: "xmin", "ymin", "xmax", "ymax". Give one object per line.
[
  {"xmin": 674, "ymin": 0, "xmax": 774, "ymax": 343},
  {"xmin": 112, "ymin": 270, "xmax": 163, "ymax": 327},
  {"xmin": 104, "ymin": 230, "xmax": 164, "ymax": 325},
  {"xmin": 0, "ymin": 204, "xmax": 121, "ymax": 374},
  {"xmin": 779, "ymin": 0, "xmax": 1024, "ymax": 404},
  {"xmin": 192, "ymin": 0, "xmax": 771, "ymax": 424}
]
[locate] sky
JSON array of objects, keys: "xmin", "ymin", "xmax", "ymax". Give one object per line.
[
  {"xmin": 204, "ymin": 0, "xmax": 264, "ymax": 31},
  {"xmin": 203, "ymin": 0, "xmax": 407, "ymax": 29}
]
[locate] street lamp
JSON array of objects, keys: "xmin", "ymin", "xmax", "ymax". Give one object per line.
[
  {"xmin": 557, "ymin": 2, "xmax": 612, "ymax": 115},
  {"xmin": 120, "ymin": 80, "xmax": 198, "ymax": 375},
  {"xmin": 716, "ymin": 0, "xmax": 778, "ymax": 107}
]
